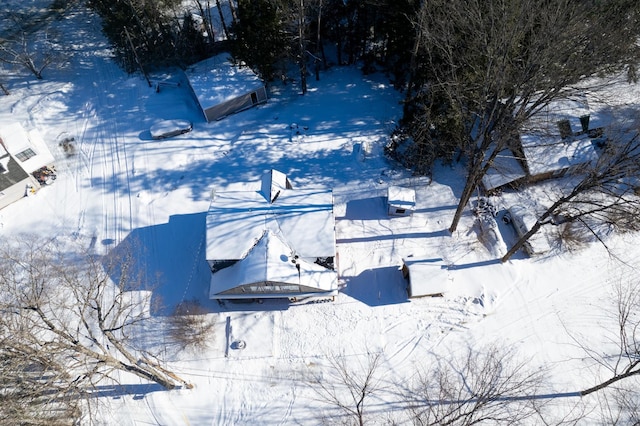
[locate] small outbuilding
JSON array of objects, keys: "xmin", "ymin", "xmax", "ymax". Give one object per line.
[
  {"xmin": 517, "ymin": 97, "xmax": 600, "ymax": 183},
  {"xmin": 482, "ymin": 96, "xmax": 604, "ymax": 192},
  {"xmin": 206, "ymin": 169, "xmax": 338, "ymax": 301},
  {"xmin": 185, "ymin": 54, "xmax": 267, "ymax": 122},
  {"xmin": 402, "ymin": 258, "xmax": 450, "ymax": 298},
  {"xmin": 387, "ymin": 186, "xmax": 416, "ymax": 217}
]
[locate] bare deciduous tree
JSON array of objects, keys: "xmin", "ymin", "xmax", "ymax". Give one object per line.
[
  {"xmin": 578, "ymin": 279, "xmax": 640, "ymax": 396},
  {"xmin": 0, "ymin": 235, "xmax": 191, "ymax": 416},
  {"xmin": 407, "ymin": 345, "xmax": 545, "ymax": 425},
  {"xmin": 0, "ymin": 322, "xmax": 81, "ymax": 425},
  {"xmin": 167, "ymin": 299, "xmax": 215, "ymax": 351},
  {"xmin": 0, "ymin": 30, "xmax": 63, "ymax": 79},
  {"xmin": 587, "ymin": 384, "xmax": 640, "ymax": 426},
  {"xmin": 308, "ymin": 351, "xmax": 383, "ymax": 426}
]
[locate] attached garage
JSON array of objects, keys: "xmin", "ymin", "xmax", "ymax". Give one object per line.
[{"xmin": 185, "ymin": 54, "xmax": 267, "ymax": 122}]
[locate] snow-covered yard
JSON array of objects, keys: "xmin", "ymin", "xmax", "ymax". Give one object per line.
[{"xmin": 2, "ymin": 2, "xmax": 640, "ymax": 425}]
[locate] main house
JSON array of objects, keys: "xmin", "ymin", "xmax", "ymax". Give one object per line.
[{"xmin": 206, "ymin": 169, "xmax": 338, "ymax": 301}]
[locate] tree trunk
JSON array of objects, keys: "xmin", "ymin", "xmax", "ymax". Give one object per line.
[
  {"xmin": 0, "ymin": 83, "xmax": 8, "ymax": 95},
  {"xmin": 315, "ymin": 0, "xmax": 322, "ymax": 81},
  {"xmin": 298, "ymin": 0, "xmax": 307, "ymax": 95},
  {"xmin": 500, "ymin": 218, "xmax": 544, "ymax": 262},
  {"xmin": 403, "ymin": 6, "xmax": 425, "ymax": 117},
  {"xmin": 580, "ymin": 369, "xmax": 640, "ymax": 396},
  {"xmin": 124, "ymin": 26, "xmax": 152, "ymax": 87},
  {"xmin": 228, "ymin": 0, "xmax": 238, "ymax": 28},
  {"xmin": 448, "ymin": 137, "xmax": 501, "ymax": 233},
  {"xmin": 195, "ymin": 0, "xmax": 216, "ymax": 45},
  {"xmin": 215, "ymin": 0, "xmax": 230, "ymax": 40}
]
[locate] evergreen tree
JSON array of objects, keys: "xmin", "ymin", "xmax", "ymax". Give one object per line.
[
  {"xmin": 175, "ymin": 12, "xmax": 212, "ymax": 65},
  {"xmin": 88, "ymin": 0, "xmax": 214, "ymax": 72},
  {"xmin": 230, "ymin": 0, "xmax": 289, "ymax": 81}
]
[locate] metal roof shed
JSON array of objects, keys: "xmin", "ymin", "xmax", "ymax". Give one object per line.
[
  {"xmin": 520, "ymin": 133, "xmax": 598, "ymax": 182},
  {"xmin": 185, "ymin": 54, "xmax": 267, "ymax": 122}
]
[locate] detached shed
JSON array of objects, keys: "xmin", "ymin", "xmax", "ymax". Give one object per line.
[
  {"xmin": 185, "ymin": 54, "xmax": 267, "ymax": 122},
  {"xmin": 387, "ymin": 186, "xmax": 416, "ymax": 217},
  {"xmin": 402, "ymin": 258, "xmax": 450, "ymax": 298}
]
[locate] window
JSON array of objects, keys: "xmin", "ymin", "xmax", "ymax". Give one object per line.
[
  {"xmin": 15, "ymin": 148, "xmax": 36, "ymax": 162},
  {"xmin": 251, "ymin": 92, "xmax": 258, "ymax": 104}
]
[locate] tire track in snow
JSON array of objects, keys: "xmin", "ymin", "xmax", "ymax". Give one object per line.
[
  {"xmin": 85, "ymin": 63, "xmax": 136, "ymax": 246},
  {"xmin": 381, "ymin": 300, "xmax": 483, "ymax": 370},
  {"xmin": 278, "ymin": 385, "xmax": 296, "ymax": 426}
]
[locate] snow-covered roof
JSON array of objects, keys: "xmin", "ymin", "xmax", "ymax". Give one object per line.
[
  {"xmin": 209, "ymin": 230, "xmax": 338, "ymax": 297},
  {"xmin": 185, "ymin": 54, "xmax": 264, "ymax": 110},
  {"xmin": 0, "ymin": 122, "xmax": 55, "ymax": 173},
  {"xmin": 481, "ymin": 148, "xmax": 527, "ymax": 191},
  {"xmin": 524, "ymin": 97, "xmax": 591, "ymax": 136},
  {"xmin": 206, "ymin": 170, "xmax": 335, "ymax": 261},
  {"xmin": 403, "ymin": 258, "xmax": 450, "ymax": 297},
  {"xmin": 261, "ymin": 169, "xmax": 290, "ymax": 203},
  {"xmin": 520, "ymin": 133, "xmax": 598, "ymax": 177},
  {"xmin": 387, "ymin": 186, "xmax": 416, "ymax": 210}
]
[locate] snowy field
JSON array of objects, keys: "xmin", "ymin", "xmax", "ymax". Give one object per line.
[{"xmin": 2, "ymin": 2, "xmax": 640, "ymax": 425}]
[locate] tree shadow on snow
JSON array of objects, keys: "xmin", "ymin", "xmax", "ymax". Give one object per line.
[{"xmin": 87, "ymin": 383, "xmax": 166, "ymax": 399}]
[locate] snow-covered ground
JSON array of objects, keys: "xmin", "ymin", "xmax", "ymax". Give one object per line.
[{"xmin": 2, "ymin": 2, "xmax": 640, "ymax": 425}]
